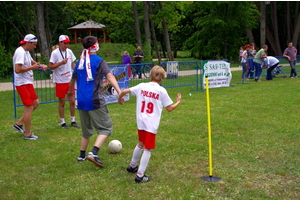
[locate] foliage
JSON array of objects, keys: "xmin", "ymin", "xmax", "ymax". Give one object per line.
[
  {"xmin": 1, "ymin": 70, "xmax": 300, "ymax": 199},
  {"xmin": 0, "ymin": 44, "xmax": 13, "ymax": 79},
  {"xmin": 184, "ymin": 2, "xmax": 259, "ymax": 60}
]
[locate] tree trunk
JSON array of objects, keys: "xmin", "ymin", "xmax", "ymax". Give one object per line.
[
  {"xmin": 148, "ymin": 2, "xmax": 162, "ymax": 64},
  {"xmin": 159, "ymin": 2, "xmax": 173, "ymax": 61},
  {"xmin": 22, "ymin": 1, "xmax": 35, "ymax": 58},
  {"xmin": 292, "ymin": 13, "xmax": 300, "ymax": 46},
  {"xmin": 245, "ymin": 28, "xmax": 255, "ymax": 44},
  {"xmin": 132, "ymin": 1, "xmax": 142, "ymax": 47},
  {"xmin": 143, "ymin": 1, "xmax": 151, "ymax": 60},
  {"xmin": 294, "ymin": 2, "xmax": 299, "ymax": 29},
  {"xmin": 160, "ymin": 34, "xmax": 166, "ymax": 58},
  {"xmin": 259, "ymin": 2, "xmax": 266, "ymax": 47},
  {"xmin": 266, "ymin": 27, "xmax": 277, "ymax": 55},
  {"xmin": 36, "ymin": 2, "xmax": 50, "ymax": 60},
  {"xmin": 286, "ymin": 2, "xmax": 291, "ymax": 42},
  {"xmin": 271, "ymin": 1, "xmax": 282, "ymax": 55}
]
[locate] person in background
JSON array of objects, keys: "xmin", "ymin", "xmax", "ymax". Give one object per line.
[
  {"xmin": 253, "ymin": 44, "xmax": 268, "ymax": 82},
  {"xmin": 241, "ymin": 44, "xmax": 250, "ymax": 81},
  {"xmin": 49, "ymin": 35, "xmax": 80, "ymax": 129},
  {"xmin": 283, "ymin": 42, "xmax": 298, "ymax": 78},
  {"xmin": 133, "ymin": 46, "xmax": 144, "ymax": 79},
  {"xmin": 122, "ymin": 51, "xmax": 132, "ymax": 78},
  {"xmin": 239, "ymin": 46, "xmax": 244, "ymax": 67},
  {"xmin": 261, "ymin": 56, "xmax": 280, "ymax": 81},
  {"xmin": 247, "ymin": 43, "xmax": 256, "ymax": 79},
  {"xmin": 13, "ymin": 34, "xmax": 47, "ymax": 140}
]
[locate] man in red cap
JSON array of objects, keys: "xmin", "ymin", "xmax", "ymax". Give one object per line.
[
  {"xmin": 13, "ymin": 34, "xmax": 47, "ymax": 140},
  {"xmin": 49, "ymin": 35, "xmax": 80, "ymax": 129}
]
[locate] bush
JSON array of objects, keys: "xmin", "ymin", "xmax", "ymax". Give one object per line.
[{"xmin": 0, "ymin": 45, "xmax": 13, "ymax": 79}]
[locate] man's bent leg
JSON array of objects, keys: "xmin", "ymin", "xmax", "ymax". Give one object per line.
[{"xmin": 23, "ymin": 105, "xmax": 34, "ymax": 137}]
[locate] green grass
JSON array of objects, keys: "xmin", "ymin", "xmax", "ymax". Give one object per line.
[{"xmin": 1, "ymin": 68, "xmax": 300, "ymax": 199}]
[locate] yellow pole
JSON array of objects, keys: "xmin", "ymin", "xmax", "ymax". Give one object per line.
[{"xmin": 205, "ymin": 76, "xmax": 213, "ymax": 176}]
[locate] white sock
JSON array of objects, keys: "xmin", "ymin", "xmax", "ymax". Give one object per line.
[
  {"xmin": 71, "ymin": 116, "xmax": 75, "ymax": 122},
  {"xmin": 130, "ymin": 144, "xmax": 143, "ymax": 167},
  {"xmin": 137, "ymin": 149, "xmax": 151, "ymax": 177},
  {"xmin": 60, "ymin": 118, "xmax": 65, "ymax": 125}
]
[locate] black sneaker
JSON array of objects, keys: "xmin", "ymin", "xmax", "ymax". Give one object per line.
[
  {"xmin": 135, "ymin": 175, "xmax": 151, "ymax": 183},
  {"xmin": 77, "ymin": 156, "xmax": 86, "ymax": 163},
  {"xmin": 71, "ymin": 122, "xmax": 80, "ymax": 128},
  {"xmin": 13, "ymin": 124, "xmax": 25, "ymax": 134},
  {"xmin": 24, "ymin": 134, "xmax": 42, "ymax": 140},
  {"xmin": 127, "ymin": 165, "xmax": 138, "ymax": 173},
  {"xmin": 61, "ymin": 123, "xmax": 70, "ymax": 129},
  {"xmin": 87, "ymin": 152, "xmax": 105, "ymax": 167}
]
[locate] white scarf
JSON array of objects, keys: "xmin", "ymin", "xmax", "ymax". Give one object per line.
[{"xmin": 78, "ymin": 41, "xmax": 99, "ymax": 81}]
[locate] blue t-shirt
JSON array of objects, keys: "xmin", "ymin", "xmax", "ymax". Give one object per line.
[{"xmin": 73, "ymin": 55, "xmax": 111, "ymax": 111}]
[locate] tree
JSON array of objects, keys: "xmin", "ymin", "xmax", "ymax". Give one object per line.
[
  {"xmin": 36, "ymin": 2, "xmax": 50, "ymax": 60},
  {"xmin": 143, "ymin": 1, "xmax": 151, "ymax": 60},
  {"xmin": 148, "ymin": 2, "xmax": 161, "ymax": 64},
  {"xmin": 132, "ymin": 1, "xmax": 142, "ymax": 47},
  {"xmin": 158, "ymin": 1, "xmax": 173, "ymax": 61}
]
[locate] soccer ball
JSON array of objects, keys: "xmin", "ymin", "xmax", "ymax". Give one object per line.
[{"xmin": 108, "ymin": 140, "xmax": 122, "ymax": 154}]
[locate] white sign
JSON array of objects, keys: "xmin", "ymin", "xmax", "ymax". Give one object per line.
[{"xmin": 203, "ymin": 61, "xmax": 232, "ymax": 89}]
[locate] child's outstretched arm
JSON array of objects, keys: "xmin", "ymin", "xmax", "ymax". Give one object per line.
[
  {"xmin": 118, "ymin": 88, "xmax": 131, "ymax": 105},
  {"xmin": 165, "ymin": 93, "xmax": 181, "ymax": 112}
]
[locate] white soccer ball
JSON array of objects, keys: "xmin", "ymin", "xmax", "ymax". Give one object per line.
[{"xmin": 108, "ymin": 140, "xmax": 122, "ymax": 154}]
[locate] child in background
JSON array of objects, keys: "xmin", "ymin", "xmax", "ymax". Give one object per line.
[
  {"xmin": 118, "ymin": 66, "xmax": 181, "ymax": 183},
  {"xmin": 122, "ymin": 51, "xmax": 132, "ymax": 78}
]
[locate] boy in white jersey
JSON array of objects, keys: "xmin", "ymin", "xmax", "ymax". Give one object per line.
[
  {"xmin": 49, "ymin": 35, "xmax": 80, "ymax": 129},
  {"xmin": 118, "ymin": 66, "xmax": 181, "ymax": 183}
]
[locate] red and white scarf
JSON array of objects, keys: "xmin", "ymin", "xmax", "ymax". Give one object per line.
[{"xmin": 78, "ymin": 41, "xmax": 99, "ymax": 81}]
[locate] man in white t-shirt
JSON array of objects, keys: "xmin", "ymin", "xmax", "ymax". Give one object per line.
[
  {"xmin": 13, "ymin": 34, "xmax": 47, "ymax": 140},
  {"xmin": 49, "ymin": 35, "xmax": 80, "ymax": 129},
  {"xmin": 262, "ymin": 56, "xmax": 280, "ymax": 81},
  {"xmin": 118, "ymin": 66, "xmax": 181, "ymax": 183}
]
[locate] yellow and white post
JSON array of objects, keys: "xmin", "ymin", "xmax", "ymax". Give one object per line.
[{"xmin": 201, "ymin": 76, "xmax": 221, "ymax": 182}]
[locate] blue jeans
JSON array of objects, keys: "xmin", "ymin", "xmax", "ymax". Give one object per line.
[
  {"xmin": 242, "ymin": 62, "xmax": 249, "ymax": 79},
  {"xmin": 266, "ymin": 63, "xmax": 279, "ymax": 80},
  {"xmin": 289, "ymin": 60, "xmax": 297, "ymax": 77},
  {"xmin": 247, "ymin": 59, "xmax": 255, "ymax": 78},
  {"xmin": 254, "ymin": 62, "xmax": 262, "ymax": 78}
]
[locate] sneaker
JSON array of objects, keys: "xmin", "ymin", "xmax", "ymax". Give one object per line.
[
  {"xmin": 257, "ymin": 78, "xmax": 261, "ymax": 82},
  {"xmin": 135, "ymin": 175, "xmax": 151, "ymax": 183},
  {"xmin": 127, "ymin": 165, "xmax": 139, "ymax": 173},
  {"xmin": 87, "ymin": 152, "xmax": 105, "ymax": 167},
  {"xmin": 71, "ymin": 122, "xmax": 80, "ymax": 128},
  {"xmin": 77, "ymin": 156, "xmax": 86, "ymax": 163},
  {"xmin": 24, "ymin": 134, "xmax": 42, "ymax": 140},
  {"xmin": 13, "ymin": 124, "xmax": 25, "ymax": 134},
  {"xmin": 61, "ymin": 123, "xmax": 70, "ymax": 129}
]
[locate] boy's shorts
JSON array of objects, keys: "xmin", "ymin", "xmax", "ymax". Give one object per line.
[
  {"xmin": 16, "ymin": 84, "xmax": 38, "ymax": 106},
  {"xmin": 138, "ymin": 130, "xmax": 156, "ymax": 149},
  {"xmin": 55, "ymin": 83, "xmax": 74, "ymax": 98},
  {"xmin": 79, "ymin": 105, "xmax": 113, "ymax": 138}
]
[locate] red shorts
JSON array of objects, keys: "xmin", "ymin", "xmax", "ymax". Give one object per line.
[
  {"xmin": 138, "ymin": 130, "xmax": 156, "ymax": 149},
  {"xmin": 55, "ymin": 83, "xmax": 74, "ymax": 98},
  {"xmin": 16, "ymin": 84, "xmax": 38, "ymax": 106}
]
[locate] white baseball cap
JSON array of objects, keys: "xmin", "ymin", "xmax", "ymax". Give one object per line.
[
  {"xmin": 59, "ymin": 35, "xmax": 70, "ymax": 43},
  {"xmin": 19, "ymin": 34, "xmax": 38, "ymax": 44}
]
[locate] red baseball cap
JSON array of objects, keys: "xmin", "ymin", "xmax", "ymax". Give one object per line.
[
  {"xmin": 59, "ymin": 35, "xmax": 70, "ymax": 43},
  {"xmin": 19, "ymin": 34, "xmax": 38, "ymax": 44}
]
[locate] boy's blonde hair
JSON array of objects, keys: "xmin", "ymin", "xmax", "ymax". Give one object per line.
[
  {"xmin": 123, "ymin": 51, "xmax": 129, "ymax": 55},
  {"xmin": 150, "ymin": 65, "xmax": 165, "ymax": 82}
]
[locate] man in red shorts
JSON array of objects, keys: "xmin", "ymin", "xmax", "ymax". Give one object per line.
[
  {"xmin": 13, "ymin": 34, "xmax": 47, "ymax": 140},
  {"xmin": 49, "ymin": 35, "xmax": 80, "ymax": 129}
]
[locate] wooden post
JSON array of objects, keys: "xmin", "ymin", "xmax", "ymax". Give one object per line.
[
  {"xmin": 89, "ymin": 29, "xmax": 91, "ymax": 36},
  {"xmin": 104, "ymin": 29, "xmax": 106, "ymax": 43},
  {"xmin": 74, "ymin": 31, "xmax": 77, "ymax": 44}
]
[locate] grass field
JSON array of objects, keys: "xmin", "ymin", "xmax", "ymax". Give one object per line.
[{"xmin": 1, "ymin": 70, "xmax": 300, "ymax": 199}]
